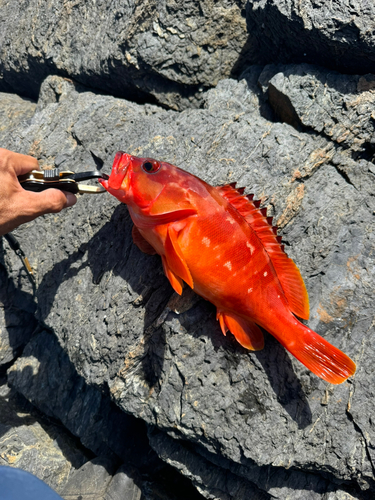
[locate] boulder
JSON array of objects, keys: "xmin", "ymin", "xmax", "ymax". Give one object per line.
[
  {"xmin": 0, "ymin": 0, "xmax": 249, "ymax": 110},
  {"xmin": 2, "ymin": 1, "xmax": 375, "ymax": 113},
  {"xmin": 1, "ymin": 67, "xmax": 374, "ymax": 498},
  {"xmin": 0, "ymin": 376, "xmax": 89, "ymax": 492},
  {"xmin": 246, "ymin": 1, "xmax": 375, "ymax": 75}
]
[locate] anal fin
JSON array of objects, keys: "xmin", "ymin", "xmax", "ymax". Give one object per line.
[{"xmin": 217, "ymin": 311, "xmax": 264, "ymax": 351}]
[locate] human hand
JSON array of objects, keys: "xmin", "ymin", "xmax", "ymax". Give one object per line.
[{"xmin": 0, "ymin": 148, "xmax": 77, "ymax": 236}]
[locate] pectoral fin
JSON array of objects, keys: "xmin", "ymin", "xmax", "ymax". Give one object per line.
[
  {"xmin": 217, "ymin": 311, "xmax": 264, "ymax": 351},
  {"xmin": 146, "ymin": 208, "xmax": 197, "ymax": 226},
  {"xmin": 147, "ymin": 186, "xmax": 197, "ymax": 226},
  {"xmin": 162, "ymin": 255, "xmax": 184, "ymax": 295},
  {"xmin": 164, "ymin": 225, "xmax": 194, "ymax": 290}
]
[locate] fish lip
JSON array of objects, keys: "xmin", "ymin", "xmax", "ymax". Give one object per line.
[{"xmin": 109, "ymin": 151, "xmax": 131, "ymax": 190}]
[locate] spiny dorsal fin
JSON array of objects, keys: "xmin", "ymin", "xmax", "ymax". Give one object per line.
[{"xmin": 216, "ymin": 183, "xmax": 309, "ymax": 320}]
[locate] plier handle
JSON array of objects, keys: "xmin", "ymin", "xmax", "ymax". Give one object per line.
[{"xmin": 19, "ymin": 169, "xmax": 108, "ymax": 194}]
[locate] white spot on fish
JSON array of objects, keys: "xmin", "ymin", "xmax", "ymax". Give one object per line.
[
  {"xmin": 223, "ymin": 261, "xmax": 232, "ymax": 271},
  {"xmin": 202, "ymin": 237, "xmax": 211, "ymax": 247},
  {"xmin": 278, "ymin": 295, "xmax": 280, "ymax": 299},
  {"xmin": 264, "ymin": 271, "xmax": 268, "ymax": 277},
  {"xmin": 247, "ymin": 288, "xmax": 253, "ymax": 293},
  {"xmin": 226, "ymin": 217, "xmax": 235, "ymax": 225},
  {"xmin": 246, "ymin": 241, "xmax": 255, "ymax": 254}
]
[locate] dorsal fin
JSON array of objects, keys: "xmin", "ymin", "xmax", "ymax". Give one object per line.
[{"xmin": 216, "ymin": 183, "xmax": 309, "ymax": 320}]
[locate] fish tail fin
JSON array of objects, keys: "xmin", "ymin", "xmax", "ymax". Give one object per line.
[{"xmin": 272, "ymin": 317, "xmax": 356, "ymax": 384}]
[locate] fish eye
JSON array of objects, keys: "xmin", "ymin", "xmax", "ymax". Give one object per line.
[{"xmin": 142, "ymin": 160, "xmax": 161, "ymax": 174}]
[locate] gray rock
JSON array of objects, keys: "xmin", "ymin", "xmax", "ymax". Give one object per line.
[
  {"xmin": 59, "ymin": 457, "xmax": 114, "ymax": 500},
  {"xmin": 0, "ymin": 0, "xmax": 249, "ymax": 110},
  {"xmin": 246, "ymin": 1, "xmax": 375, "ymax": 75},
  {"xmin": 0, "ymin": 259, "xmax": 37, "ymax": 367},
  {"xmin": 104, "ymin": 464, "xmax": 141, "ymax": 500},
  {"xmin": 0, "ymin": 377, "xmax": 88, "ymax": 492},
  {"xmin": 7, "ymin": 330, "xmax": 154, "ymax": 467},
  {"xmin": 260, "ymin": 64, "xmax": 375, "ymax": 157},
  {"xmin": 0, "ymin": 92, "xmax": 36, "ymax": 143},
  {"xmin": 6, "ymin": 330, "xmax": 202, "ymax": 500},
  {"xmin": 148, "ymin": 427, "xmax": 269, "ymax": 500},
  {"xmin": 3, "ymin": 1, "xmax": 375, "ymax": 113},
  {"xmin": 2, "ymin": 68, "xmax": 375, "ymax": 499}
]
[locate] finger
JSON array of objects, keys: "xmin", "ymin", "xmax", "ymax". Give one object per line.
[
  {"xmin": 20, "ymin": 189, "xmax": 77, "ymax": 218},
  {"xmin": 2, "ymin": 149, "xmax": 40, "ymax": 176}
]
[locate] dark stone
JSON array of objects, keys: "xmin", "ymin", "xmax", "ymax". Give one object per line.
[
  {"xmin": 0, "ymin": 0, "xmax": 249, "ymax": 110},
  {"xmin": 1, "ymin": 68, "xmax": 374, "ymax": 498},
  {"xmin": 0, "ymin": 376, "xmax": 89, "ymax": 491},
  {"xmin": 58, "ymin": 457, "xmax": 115, "ymax": 500},
  {"xmin": 7, "ymin": 330, "xmax": 157, "ymax": 469},
  {"xmin": 0, "ymin": 258, "xmax": 37, "ymax": 368},
  {"xmin": 6, "ymin": 330, "xmax": 204, "ymax": 500},
  {"xmin": 246, "ymin": 1, "xmax": 375, "ymax": 75},
  {"xmin": 103, "ymin": 464, "xmax": 141, "ymax": 500},
  {"xmin": 259, "ymin": 64, "xmax": 375, "ymax": 160}
]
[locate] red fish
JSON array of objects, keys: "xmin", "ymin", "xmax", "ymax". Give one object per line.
[{"xmin": 99, "ymin": 152, "xmax": 356, "ymax": 384}]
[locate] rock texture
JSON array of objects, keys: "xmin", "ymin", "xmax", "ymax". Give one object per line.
[
  {"xmin": 2, "ymin": 1, "xmax": 375, "ymax": 112},
  {"xmin": 1, "ymin": 65, "xmax": 374, "ymax": 499},
  {"xmin": 246, "ymin": 1, "xmax": 375, "ymax": 75},
  {"xmin": 0, "ymin": 0, "xmax": 249, "ymax": 110},
  {"xmin": 1, "ymin": 2, "xmax": 375, "ymax": 500},
  {"xmin": 0, "ymin": 377, "xmax": 89, "ymax": 491}
]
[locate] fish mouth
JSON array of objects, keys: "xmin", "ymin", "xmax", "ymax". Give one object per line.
[
  {"xmin": 98, "ymin": 172, "xmax": 110, "ymax": 181},
  {"xmin": 100, "ymin": 151, "xmax": 131, "ymax": 192},
  {"xmin": 98, "ymin": 172, "xmax": 110, "ymax": 189},
  {"xmin": 111, "ymin": 151, "xmax": 131, "ymax": 189}
]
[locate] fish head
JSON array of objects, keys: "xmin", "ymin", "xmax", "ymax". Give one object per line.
[{"xmin": 100, "ymin": 151, "xmax": 196, "ymax": 211}]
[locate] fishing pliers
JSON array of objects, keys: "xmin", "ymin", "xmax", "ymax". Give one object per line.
[
  {"xmin": 3, "ymin": 168, "xmax": 109, "ymax": 287},
  {"xmin": 18, "ymin": 168, "xmax": 108, "ymax": 194}
]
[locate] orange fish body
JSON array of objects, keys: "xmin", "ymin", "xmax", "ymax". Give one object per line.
[{"xmin": 100, "ymin": 152, "xmax": 356, "ymax": 384}]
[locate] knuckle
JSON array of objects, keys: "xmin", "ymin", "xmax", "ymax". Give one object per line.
[
  {"xmin": 0, "ymin": 149, "xmax": 11, "ymax": 169},
  {"xmin": 50, "ymin": 196, "xmax": 65, "ymax": 213}
]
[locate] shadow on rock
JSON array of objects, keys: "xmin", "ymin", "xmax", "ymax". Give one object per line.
[
  {"xmin": 0, "ymin": 240, "xmax": 38, "ymax": 371},
  {"xmin": 7, "ymin": 330, "xmax": 160, "ymax": 471},
  {"xmin": 0, "ymin": 374, "xmax": 90, "ymax": 471},
  {"xmin": 6, "ymin": 330, "xmax": 205, "ymax": 500},
  {"xmin": 255, "ymin": 334, "xmax": 313, "ymax": 429},
  {"xmin": 36, "ymin": 203, "xmax": 173, "ymax": 389},
  {"xmin": 244, "ymin": 2, "xmax": 375, "ymax": 75}
]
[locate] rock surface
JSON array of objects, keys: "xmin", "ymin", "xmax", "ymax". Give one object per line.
[
  {"xmin": 1, "ymin": 2, "xmax": 375, "ymax": 499},
  {"xmin": 0, "ymin": 376, "xmax": 89, "ymax": 492},
  {"xmin": 0, "ymin": 0, "xmax": 249, "ymax": 110},
  {"xmin": 2, "ymin": 1, "xmax": 375, "ymax": 112},
  {"xmin": 1, "ymin": 65, "xmax": 374, "ymax": 499},
  {"xmin": 246, "ymin": 0, "xmax": 375, "ymax": 75}
]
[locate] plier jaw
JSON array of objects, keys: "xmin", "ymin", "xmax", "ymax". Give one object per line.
[{"xmin": 19, "ymin": 169, "xmax": 109, "ymax": 194}]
